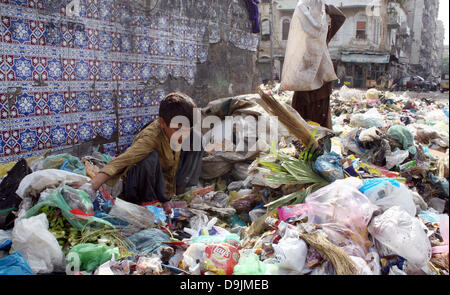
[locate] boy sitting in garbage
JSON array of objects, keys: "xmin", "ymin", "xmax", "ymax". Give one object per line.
[{"xmin": 71, "ymin": 93, "xmax": 203, "ymax": 212}]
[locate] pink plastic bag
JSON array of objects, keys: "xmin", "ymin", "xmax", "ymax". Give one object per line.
[
  {"xmin": 432, "ymin": 214, "xmax": 449, "ymax": 254},
  {"xmin": 278, "ymin": 204, "xmax": 309, "ymax": 222}
]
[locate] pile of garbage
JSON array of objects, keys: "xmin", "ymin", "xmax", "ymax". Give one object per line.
[{"xmin": 0, "ymin": 85, "xmax": 448, "ymax": 275}]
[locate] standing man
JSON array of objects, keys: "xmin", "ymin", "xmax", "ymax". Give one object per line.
[{"xmin": 290, "ymin": 4, "xmax": 346, "ymax": 129}]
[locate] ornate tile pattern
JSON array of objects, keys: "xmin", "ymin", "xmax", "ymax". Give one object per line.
[{"xmin": 0, "ymin": 0, "xmax": 259, "ymax": 163}]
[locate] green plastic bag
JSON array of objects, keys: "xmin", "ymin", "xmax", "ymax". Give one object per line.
[
  {"xmin": 26, "ymin": 185, "xmax": 113, "ymax": 230},
  {"xmin": 42, "ymin": 153, "xmax": 86, "ymax": 175},
  {"xmin": 233, "ymin": 253, "xmax": 279, "ymax": 275},
  {"xmin": 387, "ymin": 125, "xmax": 417, "ymax": 155},
  {"xmin": 68, "ymin": 243, "xmax": 119, "ymax": 272}
]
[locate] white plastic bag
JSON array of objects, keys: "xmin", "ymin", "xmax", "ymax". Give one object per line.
[
  {"xmin": 16, "ymin": 169, "xmax": 90, "ymax": 199},
  {"xmin": 350, "ymin": 109, "xmax": 387, "ymax": 128},
  {"xmin": 305, "ymin": 181, "xmax": 378, "ymax": 233},
  {"xmin": 385, "ymin": 150, "xmax": 410, "ymax": 170},
  {"xmin": 0, "ymin": 230, "xmax": 11, "ymax": 244},
  {"xmin": 368, "ymin": 206, "xmax": 432, "ymax": 268},
  {"xmin": 108, "ymin": 198, "xmax": 156, "ymax": 233},
  {"xmin": 11, "ymin": 214, "xmax": 65, "ymax": 274},
  {"xmin": 272, "ymin": 228, "xmax": 308, "ymax": 274},
  {"xmin": 360, "ymin": 179, "xmax": 416, "ymax": 216},
  {"xmin": 281, "ymin": 0, "xmax": 337, "ymax": 91},
  {"xmin": 350, "ymin": 256, "xmax": 373, "ymax": 275},
  {"xmin": 181, "ymin": 243, "xmax": 207, "ymax": 275}
]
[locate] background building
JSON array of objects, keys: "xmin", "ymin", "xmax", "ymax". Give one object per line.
[
  {"xmin": 258, "ymin": 0, "xmax": 446, "ymax": 87},
  {"xmin": 405, "ymin": 0, "xmax": 442, "ymax": 79}
]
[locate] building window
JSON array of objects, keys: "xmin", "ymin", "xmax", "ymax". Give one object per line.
[
  {"xmin": 282, "ymin": 19, "xmax": 290, "ymax": 41},
  {"xmin": 356, "ymin": 21, "xmax": 367, "ymax": 39},
  {"xmin": 261, "ymin": 19, "xmax": 270, "ymax": 41}
]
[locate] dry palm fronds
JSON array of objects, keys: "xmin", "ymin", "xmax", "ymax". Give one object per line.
[
  {"xmin": 257, "ymin": 86, "xmax": 319, "ymax": 149},
  {"xmin": 300, "ymin": 233, "xmax": 358, "ymax": 275}
]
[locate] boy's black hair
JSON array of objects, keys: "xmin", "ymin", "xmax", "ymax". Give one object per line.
[{"xmin": 159, "ymin": 92, "xmax": 196, "ymax": 127}]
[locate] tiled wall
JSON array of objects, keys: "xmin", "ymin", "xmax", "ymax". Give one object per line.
[{"xmin": 0, "ymin": 0, "xmax": 259, "ymax": 163}]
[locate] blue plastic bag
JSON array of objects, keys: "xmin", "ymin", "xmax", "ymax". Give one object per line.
[
  {"xmin": 313, "ymin": 153, "xmax": 345, "ymax": 183},
  {"xmin": 0, "ymin": 252, "xmax": 34, "ymax": 275},
  {"xmin": 128, "ymin": 229, "xmax": 171, "ymax": 255},
  {"xmin": 0, "ymin": 240, "xmax": 11, "ymax": 251},
  {"xmin": 0, "ymin": 230, "xmax": 12, "ymax": 251},
  {"xmin": 145, "ymin": 206, "xmax": 167, "ymax": 224}
]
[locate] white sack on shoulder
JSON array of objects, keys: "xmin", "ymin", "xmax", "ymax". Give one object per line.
[{"xmin": 281, "ymin": 0, "xmax": 338, "ymax": 91}]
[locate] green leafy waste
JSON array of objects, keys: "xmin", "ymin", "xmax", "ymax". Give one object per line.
[{"xmin": 257, "ymin": 133, "xmax": 329, "ymax": 211}]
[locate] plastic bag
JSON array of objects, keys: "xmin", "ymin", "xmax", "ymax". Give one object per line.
[
  {"xmin": 350, "ymin": 256, "xmax": 374, "ymax": 275},
  {"xmin": 232, "ymin": 163, "xmax": 250, "ymax": 181},
  {"xmin": 135, "ymin": 255, "xmax": 163, "ymax": 275},
  {"xmin": 387, "ymin": 125, "xmax": 417, "ymax": 155},
  {"xmin": 191, "ymin": 191, "xmax": 229, "ymax": 208},
  {"xmin": 249, "ymin": 208, "xmax": 267, "ymax": 223},
  {"xmin": 313, "ymin": 153, "xmax": 345, "ymax": 182},
  {"xmin": 277, "ymin": 204, "xmax": 309, "ymax": 222},
  {"xmin": 181, "ymin": 243, "xmax": 206, "ymax": 275},
  {"xmin": 67, "ymin": 243, "xmax": 119, "ymax": 272},
  {"xmin": 192, "ymin": 233, "xmax": 241, "ymax": 245},
  {"xmin": 16, "ymin": 169, "xmax": 90, "ymax": 199},
  {"xmin": 94, "ymin": 259, "xmax": 136, "ymax": 275},
  {"xmin": 305, "ymin": 181, "xmax": 378, "ymax": 234},
  {"xmin": 358, "ymin": 127, "xmax": 382, "ymax": 142},
  {"xmin": 0, "ymin": 229, "xmax": 12, "ymax": 251},
  {"xmin": 350, "ymin": 109, "xmax": 387, "ymax": 128},
  {"xmin": 128, "ymin": 228, "xmax": 171, "ymax": 255},
  {"xmin": 145, "ymin": 206, "xmax": 167, "ymax": 225},
  {"xmin": 42, "ymin": 153, "xmax": 85, "ymax": 175},
  {"xmin": 233, "ymin": 253, "xmax": 280, "ymax": 275},
  {"xmin": 368, "ymin": 206, "xmax": 432, "ymax": 268},
  {"xmin": 424, "ymin": 110, "xmax": 449, "ymax": 124},
  {"xmin": 385, "ymin": 150, "xmax": 410, "ymax": 170},
  {"xmin": 26, "ymin": 186, "xmax": 112, "ymax": 230},
  {"xmin": 360, "ymin": 178, "xmax": 416, "ymax": 216},
  {"xmin": 184, "ymin": 215, "xmax": 217, "ymax": 238},
  {"xmin": 11, "ymin": 214, "xmax": 65, "ymax": 274},
  {"xmin": 366, "ymin": 88, "xmax": 380, "ymax": 100},
  {"xmin": 108, "ymin": 198, "xmax": 156, "ymax": 232},
  {"xmin": 272, "ymin": 228, "xmax": 308, "ymax": 274},
  {"xmin": 281, "ymin": 0, "xmax": 337, "ymax": 91},
  {"xmin": 0, "ymin": 252, "xmax": 34, "ymax": 275},
  {"xmin": 432, "ymin": 214, "xmax": 449, "ymax": 254},
  {"xmin": 320, "ymin": 223, "xmax": 372, "ymax": 261}
]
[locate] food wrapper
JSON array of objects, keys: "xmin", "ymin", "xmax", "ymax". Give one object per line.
[{"xmin": 202, "ymin": 243, "xmax": 240, "ymax": 275}]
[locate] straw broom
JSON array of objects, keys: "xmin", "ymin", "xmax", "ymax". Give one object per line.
[
  {"xmin": 300, "ymin": 232, "xmax": 358, "ymax": 275},
  {"xmin": 257, "ymin": 86, "xmax": 319, "ymax": 150}
]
